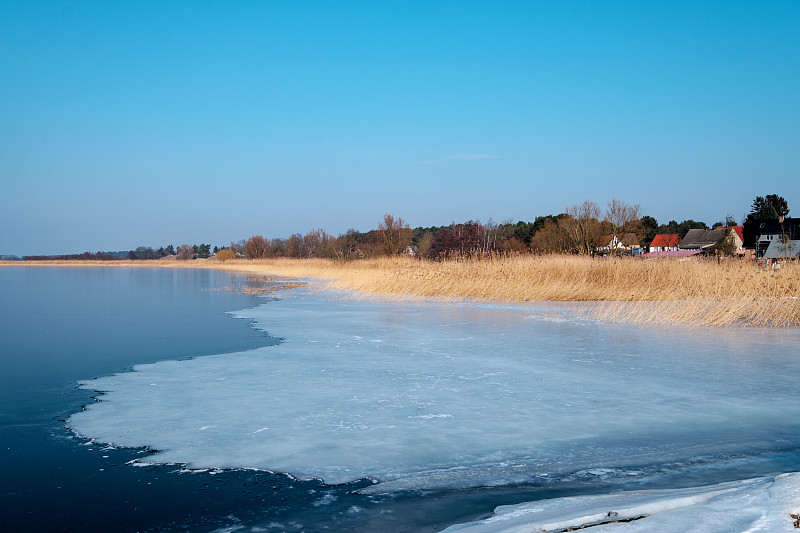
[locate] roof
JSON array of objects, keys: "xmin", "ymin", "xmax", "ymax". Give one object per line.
[
  {"xmin": 680, "ymin": 228, "xmax": 729, "ymax": 249},
  {"xmin": 596, "ymin": 233, "xmax": 640, "ymax": 248},
  {"xmin": 730, "ymin": 225, "xmax": 744, "ymax": 242},
  {"xmin": 763, "ymin": 240, "xmax": 800, "ymax": 259},
  {"xmin": 650, "ymin": 233, "xmax": 680, "ymax": 248},
  {"xmin": 619, "ymin": 233, "xmax": 639, "ymax": 246},
  {"xmin": 596, "ymin": 235, "xmax": 614, "ymax": 247}
]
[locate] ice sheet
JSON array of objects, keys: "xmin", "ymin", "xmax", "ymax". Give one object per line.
[
  {"xmin": 68, "ymin": 289, "xmax": 800, "ymax": 491},
  {"xmin": 441, "ymin": 472, "xmax": 800, "ymax": 532}
]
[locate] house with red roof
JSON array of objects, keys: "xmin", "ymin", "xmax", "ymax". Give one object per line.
[{"xmin": 649, "ymin": 233, "xmax": 680, "ymax": 252}]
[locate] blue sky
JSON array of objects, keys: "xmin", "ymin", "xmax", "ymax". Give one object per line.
[{"xmin": 2, "ymin": 1, "xmax": 798, "ymax": 256}]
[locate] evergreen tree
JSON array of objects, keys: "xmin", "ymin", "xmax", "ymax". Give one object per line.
[{"xmin": 743, "ymin": 194, "xmax": 790, "ymax": 247}]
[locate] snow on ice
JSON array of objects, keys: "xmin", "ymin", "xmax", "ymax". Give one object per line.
[
  {"xmin": 67, "ymin": 288, "xmax": 800, "ymax": 528},
  {"xmin": 443, "ymin": 472, "xmax": 800, "ymax": 532}
]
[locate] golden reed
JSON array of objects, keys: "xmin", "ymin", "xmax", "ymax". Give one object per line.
[
  {"xmin": 205, "ymin": 255, "xmax": 799, "ymax": 328},
  {"xmin": 7, "ymin": 255, "xmax": 799, "ymax": 327}
]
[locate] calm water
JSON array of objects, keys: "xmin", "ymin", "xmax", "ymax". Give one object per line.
[
  {"xmin": 2, "ymin": 266, "xmax": 799, "ymax": 532},
  {"xmin": 1, "ymin": 267, "xmax": 280, "ymax": 531}
]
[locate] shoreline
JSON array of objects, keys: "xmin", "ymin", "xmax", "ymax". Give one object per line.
[{"xmin": 3, "ymin": 256, "xmax": 799, "ymax": 327}]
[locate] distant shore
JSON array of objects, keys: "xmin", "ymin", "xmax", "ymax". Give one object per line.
[{"xmin": 3, "ymin": 255, "xmax": 799, "ymax": 327}]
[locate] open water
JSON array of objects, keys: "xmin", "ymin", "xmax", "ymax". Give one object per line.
[{"xmin": 1, "ymin": 266, "xmax": 278, "ymax": 531}]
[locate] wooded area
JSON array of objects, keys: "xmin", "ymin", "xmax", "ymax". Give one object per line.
[{"xmin": 21, "ymin": 195, "xmax": 790, "ymax": 262}]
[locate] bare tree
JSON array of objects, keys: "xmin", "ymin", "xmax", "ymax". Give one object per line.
[
  {"xmin": 378, "ymin": 214, "xmax": 412, "ymax": 256},
  {"xmin": 563, "ymin": 200, "xmax": 602, "ymax": 255},
  {"xmin": 604, "ymin": 199, "xmax": 642, "ymax": 255},
  {"xmin": 230, "ymin": 240, "xmax": 245, "ymax": 257},
  {"xmin": 244, "ymin": 235, "xmax": 268, "ymax": 259},
  {"xmin": 285, "ymin": 234, "xmax": 302, "ymax": 258},
  {"xmin": 483, "ymin": 218, "xmax": 499, "ymax": 255},
  {"xmin": 302, "ymin": 229, "xmax": 322, "ymax": 258},
  {"xmin": 712, "ymin": 228, "xmax": 739, "ymax": 257},
  {"xmin": 176, "ymin": 244, "xmax": 194, "ymax": 260}
]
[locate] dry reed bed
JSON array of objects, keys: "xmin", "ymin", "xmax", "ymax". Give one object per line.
[
  {"xmin": 204, "ymin": 255, "xmax": 799, "ymax": 328},
  {"xmin": 6, "ymin": 256, "xmax": 799, "ymax": 327}
]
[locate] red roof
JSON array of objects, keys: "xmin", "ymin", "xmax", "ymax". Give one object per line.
[
  {"xmin": 729, "ymin": 226, "xmax": 744, "ymax": 242},
  {"xmin": 650, "ymin": 233, "xmax": 680, "ymax": 247}
]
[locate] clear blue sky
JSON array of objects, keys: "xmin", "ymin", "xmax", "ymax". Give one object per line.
[{"xmin": 2, "ymin": 1, "xmax": 798, "ymax": 256}]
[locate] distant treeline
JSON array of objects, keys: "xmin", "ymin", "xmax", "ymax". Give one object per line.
[
  {"xmin": 24, "ymin": 244, "xmax": 214, "ymax": 261},
  {"xmin": 24, "ymin": 251, "xmax": 128, "ymax": 261},
  {"xmin": 236, "ymin": 208, "xmax": 715, "ymax": 261},
  {"xmin": 17, "ymin": 213, "xmax": 713, "ymax": 262},
  {"xmin": 21, "ymin": 195, "xmax": 789, "ymax": 262}
]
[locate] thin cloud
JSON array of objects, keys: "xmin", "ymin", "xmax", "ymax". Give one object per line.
[{"xmin": 447, "ymin": 154, "xmax": 500, "ymax": 160}]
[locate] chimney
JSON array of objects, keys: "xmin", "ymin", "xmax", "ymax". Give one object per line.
[{"xmin": 779, "ymin": 215, "xmax": 785, "ymax": 223}]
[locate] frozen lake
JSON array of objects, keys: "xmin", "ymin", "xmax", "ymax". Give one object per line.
[{"xmin": 66, "ymin": 284, "xmax": 800, "ymax": 531}]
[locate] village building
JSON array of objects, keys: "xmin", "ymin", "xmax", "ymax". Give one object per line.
[
  {"xmin": 648, "ymin": 233, "xmax": 680, "ymax": 252},
  {"xmin": 751, "ymin": 217, "xmax": 800, "ymax": 258},
  {"xmin": 595, "ymin": 233, "xmax": 641, "ymax": 256},
  {"xmin": 679, "ymin": 226, "xmax": 744, "ymax": 254},
  {"xmin": 763, "ymin": 239, "xmax": 800, "ymax": 260}
]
